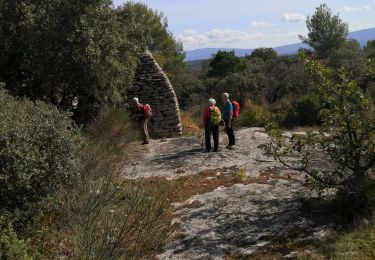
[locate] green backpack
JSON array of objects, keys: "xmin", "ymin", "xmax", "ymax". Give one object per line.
[{"xmin": 210, "ymin": 107, "xmax": 222, "ymax": 126}]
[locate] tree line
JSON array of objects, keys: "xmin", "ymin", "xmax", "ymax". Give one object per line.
[
  {"xmin": 176, "ymin": 4, "xmax": 375, "ymax": 128},
  {"xmin": 0, "ymin": 0, "xmax": 186, "ymax": 123}
]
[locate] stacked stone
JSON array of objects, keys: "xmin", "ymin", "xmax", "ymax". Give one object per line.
[{"xmin": 128, "ymin": 50, "xmax": 182, "ymax": 138}]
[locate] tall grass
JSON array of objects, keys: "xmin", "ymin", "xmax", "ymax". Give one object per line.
[{"xmin": 58, "ymin": 107, "xmax": 171, "ymax": 259}]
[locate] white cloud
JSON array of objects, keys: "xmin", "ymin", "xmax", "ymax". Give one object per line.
[
  {"xmin": 250, "ymin": 20, "xmax": 276, "ymax": 28},
  {"xmin": 282, "ymin": 13, "xmax": 306, "ymax": 23},
  {"xmin": 271, "ymin": 32, "xmax": 301, "ymax": 38},
  {"xmin": 179, "ymin": 29, "xmax": 264, "ymax": 50},
  {"xmin": 339, "ymin": 5, "xmax": 372, "ymax": 13}
]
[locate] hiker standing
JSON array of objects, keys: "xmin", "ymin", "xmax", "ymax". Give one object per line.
[
  {"xmin": 221, "ymin": 93, "xmax": 235, "ymax": 149},
  {"xmin": 133, "ymin": 97, "xmax": 152, "ymax": 145},
  {"xmin": 202, "ymin": 98, "xmax": 221, "ymax": 152}
]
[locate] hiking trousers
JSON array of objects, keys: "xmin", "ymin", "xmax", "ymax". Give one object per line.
[
  {"xmin": 205, "ymin": 120, "xmax": 219, "ymax": 151},
  {"xmin": 225, "ymin": 119, "xmax": 235, "ymax": 146},
  {"xmin": 141, "ymin": 118, "xmax": 150, "ymax": 143}
]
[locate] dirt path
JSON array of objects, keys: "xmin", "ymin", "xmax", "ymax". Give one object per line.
[{"xmin": 125, "ymin": 128, "xmax": 330, "ymax": 259}]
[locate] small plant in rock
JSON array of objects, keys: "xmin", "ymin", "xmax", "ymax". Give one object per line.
[
  {"xmin": 234, "ymin": 168, "xmax": 248, "ymax": 183},
  {"xmin": 263, "ymin": 56, "xmax": 375, "ymax": 220}
]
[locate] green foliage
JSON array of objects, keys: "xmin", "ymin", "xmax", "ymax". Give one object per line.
[
  {"xmin": 173, "ymin": 70, "xmax": 205, "ymax": 109},
  {"xmin": 248, "ymin": 48, "xmax": 278, "ymax": 61},
  {"xmin": 363, "ymin": 59, "xmax": 375, "ymax": 100},
  {"xmin": 0, "ymin": 0, "xmax": 142, "ymax": 122},
  {"xmin": 328, "ymin": 40, "xmax": 365, "ymax": 80},
  {"xmin": 364, "ymin": 40, "xmax": 375, "ymax": 59},
  {"xmin": 215, "ymin": 73, "xmax": 254, "ymax": 105},
  {"xmin": 207, "ymin": 51, "xmax": 246, "ymax": 78},
  {"xmin": 263, "ymin": 56, "xmax": 375, "ymax": 219},
  {"xmin": 320, "ymin": 216, "xmax": 375, "ymax": 259},
  {"xmin": 300, "ymin": 4, "xmax": 349, "ymax": 58},
  {"xmin": 116, "ymin": 2, "xmax": 185, "ymax": 78},
  {"xmin": 0, "ymin": 86, "xmax": 84, "ymax": 227},
  {"xmin": 234, "ymin": 168, "xmax": 248, "ymax": 183},
  {"xmin": 237, "ymin": 102, "xmax": 271, "ymax": 127},
  {"xmin": 0, "ymin": 222, "xmax": 35, "ymax": 260},
  {"xmin": 293, "ymin": 93, "xmax": 322, "ymax": 126},
  {"xmin": 262, "ymin": 57, "xmax": 308, "ymax": 102}
]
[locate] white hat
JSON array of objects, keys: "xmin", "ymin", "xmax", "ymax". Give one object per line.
[
  {"xmin": 222, "ymin": 93, "xmax": 229, "ymax": 98},
  {"xmin": 208, "ymin": 98, "xmax": 216, "ymax": 105},
  {"xmin": 133, "ymin": 97, "xmax": 139, "ymax": 103}
]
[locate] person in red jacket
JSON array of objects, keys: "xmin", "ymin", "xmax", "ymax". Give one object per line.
[
  {"xmin": 133, "ymin": 97, "xmax": 150, "ymax": 145},
  {"xmin": 202, "ymin": 98, "xmax": 220, "ymax": 152}
]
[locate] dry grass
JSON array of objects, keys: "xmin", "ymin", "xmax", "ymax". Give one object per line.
[{"xmin": 181, "ymin": 111, "xmax": 201, "ymax": 136}]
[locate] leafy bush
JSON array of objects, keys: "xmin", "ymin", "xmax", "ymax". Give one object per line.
[
  {"xmin": 293, "ymin": 93, "xmax": 322, "ymax": 126},
  {"xmin": 263, "ymin": 57, "xmax": 375, "ymax": 221},
  {"xmin": 237, "ymin": 102, "xmax": 271, "ymax": 127},
  {"xmin": 0, "ymin": 222, "xmax": 35, "ymax": 260},
  {"xmin": 0, "ymin": 86, "xmax": 84, "ymax": 227}
]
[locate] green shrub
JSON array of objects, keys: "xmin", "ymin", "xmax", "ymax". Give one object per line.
[
  {"xmin": 293, "ymin": 93, "xmax": 322, "ymax": 126},
  {"xmin": 0, "ymin": 86, "xmax": 84, "ymax": 227},
  {"xmin": 0, "ymin": 223, "xmax": 34, "ymax": 260},
  {"xmin": 234, "ymin": 168, "xmax": 248, "ymax": 183},
  {"xmin": 237, "ymin": 102, "xmax": 271, "ymax": 127},
  {"xmin": 264, "ymin": 57, "xmax": 375, "ymax": 221}
]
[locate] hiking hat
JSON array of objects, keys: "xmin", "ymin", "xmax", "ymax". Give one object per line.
[
  {"xmin": 133, "ymin": 97, "xmax": 139, "ymax": 103},
  {"xmin": 222, "ymin": 93, "xmax": 229, "ymax": 99}
]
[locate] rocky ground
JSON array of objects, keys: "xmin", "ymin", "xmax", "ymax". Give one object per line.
[{"xmin": 125, "ymin": 128, "xmax": 332, "ymax": 259}]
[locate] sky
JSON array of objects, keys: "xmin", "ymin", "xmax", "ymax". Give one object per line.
[{"xmin": 114, "ymin": 0, "xmax": 375, "ymax": 50}]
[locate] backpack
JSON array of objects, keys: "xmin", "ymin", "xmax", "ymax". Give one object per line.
[
  {"xmin": 210, "ymin": 106, "xmax": 222, "ymax": 126},
  {"xmin": 143, "ymin": 104, "xmax": 152, "ymax": 118},
  {"xmin": 232, "ymin": 101, "xmax": 240, "ymax": 119}
]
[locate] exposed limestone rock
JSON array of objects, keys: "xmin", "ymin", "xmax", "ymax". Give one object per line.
[
  {"xmin": 124, "ymin": 128, "xmax": 333, "ymax": 259},
  {"xmin": 128, "ymin": 50, "xmax": 182, "ymax": 138}
]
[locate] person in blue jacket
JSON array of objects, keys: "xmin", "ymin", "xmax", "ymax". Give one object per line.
[{"xmin": 221, "ymin": 93, "xmax": 235, "ymax": 149}]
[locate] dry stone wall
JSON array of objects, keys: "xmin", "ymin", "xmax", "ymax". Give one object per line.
[{"xmin": 128, "ymin": 50, "xmax": 182, "ymax": 138}]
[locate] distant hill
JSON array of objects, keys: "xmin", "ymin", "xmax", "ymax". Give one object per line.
[{"xmin": 184, "ymin": 28, "xmax": 375, "ymax": 62}]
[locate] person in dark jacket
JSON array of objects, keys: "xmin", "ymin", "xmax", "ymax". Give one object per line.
[{"xmin": 202, "ymin": 98, "xmax": 220, "ymax": 152}]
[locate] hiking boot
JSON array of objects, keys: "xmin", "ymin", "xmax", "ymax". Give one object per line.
[
  {"xmin": 141, "ymin": 141, "xmax": 149, "ymax": 145},
  {"xmin": 226, "ymin": 145, "xmax": 235, "ymax": 150},
  {"xmin": 212, "ymin": 148, "xmax": 219, "ymax": 152}
]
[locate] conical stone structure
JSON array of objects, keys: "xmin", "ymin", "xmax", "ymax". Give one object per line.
[{"xmin": 128, "ymin": 50, "xmax": 182, "ymax": 138}]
